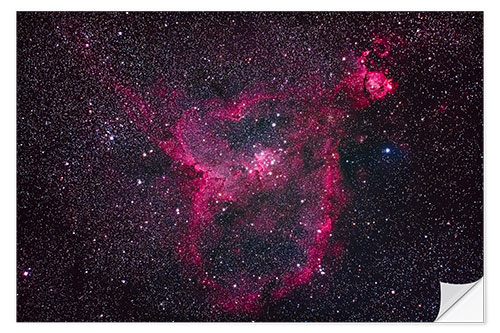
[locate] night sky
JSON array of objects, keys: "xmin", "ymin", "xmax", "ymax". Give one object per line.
[{"xmin": 17, "ymin": 12, "xmax": 483, "ymax": 322}]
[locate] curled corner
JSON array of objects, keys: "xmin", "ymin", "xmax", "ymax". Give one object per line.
[{"xmin": 436, "ymin": 278, "xmax": 484, "ymax": 322}]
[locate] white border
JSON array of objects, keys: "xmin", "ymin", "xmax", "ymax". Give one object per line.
[
  {"xmin": 3, "ymin": 1, "xmax": 497, "ymax": 331},
  {"xmin": 6, "ymin": 0, "xmax": 496, "ymax": 11}
]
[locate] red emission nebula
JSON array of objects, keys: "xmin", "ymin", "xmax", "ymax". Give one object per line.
[
  {"xmin": 16, "ymin": 12, "xmax": 484, "ymax": 322},
  {"xmin": 107, "ymin": 39, "xmax": 396, "ymax": 313}
]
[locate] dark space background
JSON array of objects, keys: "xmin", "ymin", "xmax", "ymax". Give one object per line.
[{"xmin": 17, "ymin": 12, "xmax": 483, "ymax": 321}]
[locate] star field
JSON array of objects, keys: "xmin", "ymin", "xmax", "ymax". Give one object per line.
[{"xmin": 17, "ymin": 12, "xmax": 483, "ymax": 322}]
